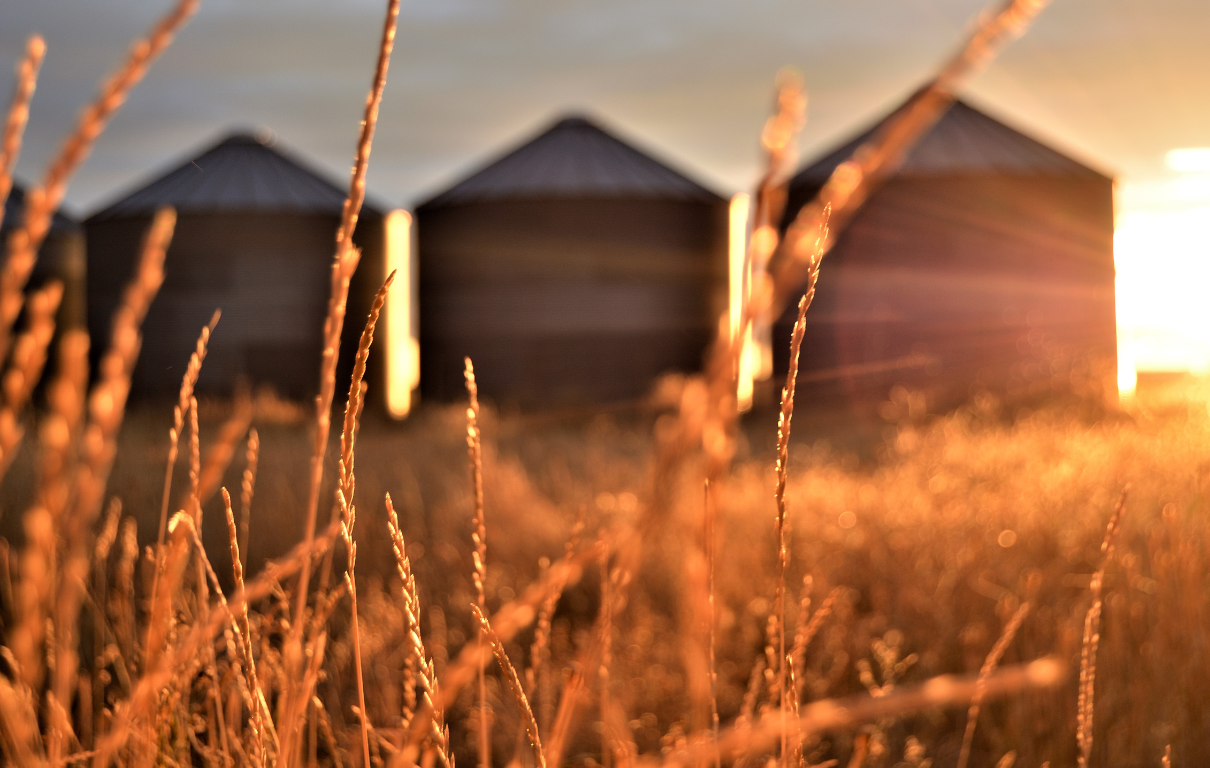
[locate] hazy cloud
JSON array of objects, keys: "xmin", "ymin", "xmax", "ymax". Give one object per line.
[{"xmin": 1, "ymin": 0, "xmax": 1206, "ymax": 214}]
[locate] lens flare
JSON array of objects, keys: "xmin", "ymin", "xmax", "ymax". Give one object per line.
[
  {"xmin": 1114, "ymin": 206, "xmax": 1210, "ymax": 377},
  {"xmin": 385, "ymin": 209, "xmax": 419, "ymax": 418},
  {"xmin": 1165, "ymin": 148, "xmax": 1210, "ymax": 173},
  {"xmin": 729, "ymin": 193, "xmax": 754, "ymax": 411}
]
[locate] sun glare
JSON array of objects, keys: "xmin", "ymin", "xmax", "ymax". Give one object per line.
[
  {"xmin": 385, "ymin": 209, "xmax": 420, "ymax": 418},
  {"xmin": 729, "ymin": 193, "xmax": 756, "ymax": 411},
  {"xmin": 1166, "ymin": 148, "xmax": 1210, "ymax": 173},
  {"xmin": 1114, "ymin": 206, "xmax": 1210, "ymax": 380}
]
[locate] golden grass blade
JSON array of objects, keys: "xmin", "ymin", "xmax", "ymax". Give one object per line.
[
  {"xmin": 770, "ymin": 278, "xmax": 819, "ymax": 768},
  {"xmin": 771, "ymin": 0, "xmax": 1049, "ymax": 316},
  {"xmin": 0, "ymin": 34, "xmax": 46, "ymax": 233},
  {"xmin": 92, "ymin": 514, "xmax": 343, "ymax": 768},
  {"xmin": 790, "ymin": 586, "xmax": 842, "ymax": 691},
  {"xmin": 197, "ymin": 386, "xmax": 253, "ymax": 506},
  {"xmin": 155, "ymin": 310, "xmax": 219, "ymax": 550},
  {"xmin": 545, "ymin": 665, "xmax": 586, "ymax": 768},
  {"xmin": 91, "ymin": 498, "xmax": 122, "ymax": 748},
  {"xmin": 47, "ymin": 207, "xmax": 172, "ymax": 766},
  {"xmin": 598, "ymin": 547, "xmax": 615, "ymax": 768},
  {"xmin": 0, "ymin": 33, "xmax": 45, "ymax": 234},
  {"xmin": 387, "ymin": 493, "xmax": 452, "ymax": 767},
  {"xmin": 472, "ymin": 604, "xmax": 546, "ymax": 768},
  {"xmin": 239, "ymin": 427, "xmax": 260, "ymax": 571},
  {"xmin": 0, "ymin": 280, "xmax": 62, "ymax": 486},
  {"xmin": 6, "ymin": 326, "xmax": 89, "ymax": 763},
  {"xmin": 528, "ymin": 508, "xmax": 585, "ymax": 734},
  {"xmin": 957, "ymin": 601, "xmax": 1031, "ymax": 768},
  {"xmin": 293, "ymin": 0, "xmax": 401, "ymax": 632},
  {"xmin": 223, "ymin": 487, "xmax": 270, "ymax": 767},
  {"xmin": 643, "ymin": 658, "xmax": 1066, "ymax": 768},
  {"xmin": 401, "ymin": 535, "xmax": 606, "ymax": 765},
  {"xmin": 337, "ymin": 272, "xmax": 394, "ymax": 768},
  {"xmin": 0, "ymin": 0, "xmax": 198, "ymax": 365},
  {"xmin": 704, "ymin": 480, "xmax": 720, "ymax": 768},
  {"xmin": 464, "ymin": 356, "xmax": 492, "ymax": 768},
  {"xmin": 1076, "ymin": 486, "xmax": 1129, "ymax": 768}
]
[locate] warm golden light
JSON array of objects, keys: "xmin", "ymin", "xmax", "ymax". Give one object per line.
[
  {"xmin": 1166, "ymin": 148, "xmax": 1210, "ymax": 173},
  {"xmin": 385, "ymin": 209, "xmax": 419, "ymax": 418},
  {"xmin": 1114, "ymin": 206, "xmax": 1210, "ymax": 378},
  {"xmin": 729, "ymin": 193, "xmax": 754, "ymax": 410},
  {"xmin": 1117, "ymin": 332, "xmax": 1137, "ymax": 402}
]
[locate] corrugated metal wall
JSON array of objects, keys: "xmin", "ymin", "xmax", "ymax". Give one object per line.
[
  {"xmin": 773, "ymin": 175, "xmax": 1117, "ymax": 410},
  {"xmin": 86, "ymin": 211, "xmax": 385, "ymax": 400},
  {"xmin": 417, "ymin": 197, "xmax": 727, "ymax": 407}
]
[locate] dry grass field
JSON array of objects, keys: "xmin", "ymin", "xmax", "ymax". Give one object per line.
[
  {"xmin": 6, "ymin": 377, "xmax": 1208, "ymax": 767},
  {"xmin": 3, "ymin": 0, "xmax": 1206, "ymax": 766}
]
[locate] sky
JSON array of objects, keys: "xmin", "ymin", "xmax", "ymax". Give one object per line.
[{"xmin": 2, "ymin": 0, "xmax": 1209, "ymax": 370}]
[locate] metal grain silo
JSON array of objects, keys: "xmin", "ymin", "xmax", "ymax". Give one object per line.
[
  {"xmin": 415, "ymin": 115, "xmax": 727, "ymax": 408},
  {"xmin": 84, "ymin": 132, "xmax": 384, "ymax": 400},
  {"xmin": 774, "ymin": 96, "xmax": 1117, "ymax": 410}
]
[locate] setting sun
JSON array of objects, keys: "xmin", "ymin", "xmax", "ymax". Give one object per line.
[{"xmin": 1114, "ymin": 205, "xmax": 1210, "ymax": 377}]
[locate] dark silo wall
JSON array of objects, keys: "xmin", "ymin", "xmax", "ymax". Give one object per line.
[
  {"xmin": 86, "ymin": 211, "xmax": 384, "ymax": 401},
  {"xmin": 772, "ymin": 175, "xmax": 1117, "ymax": 410},
  {"xmin": 417, "ymin": 197, "xmax": 728, "ymax": 407}
]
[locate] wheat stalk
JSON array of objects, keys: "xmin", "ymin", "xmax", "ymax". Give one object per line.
[
  {"xmin": 645, "ymin": 658, "xmax": 1066, "ymax": 768},
  {"xmin": 473, "ymin": 604, "xmax": 546, "ymax": 768},
  {"xmin": 0, "ymin": 0, "xmax": 198, "ymax": 366},
  {"xmin": 239, "ymin": 427, "xmax": 260, "ymax": 571},
  {"xmin": 93, "ymin": 514, "xmax": 345, "ymax": 768},
  {"xmin": 1076, "ymin": 486, "xmax": 1129, "ymax": 768},
  {"xmin": 957, "ymin": 601, "xmax": 1031, "ymax": 768},
  {"xmin": 386, "ymin": 493, "xmax": 452, "ymax": 768},
  {"xmin": 292, "ymin": 0, "xmax": 400, "ymax": 632},
  {"xmin": 464, "ymin": 356, "xmax": 492, "ymax": 768},
  {"xmin": 771, "ymin": 0, "xmax": 1050, "ymax": 315},
  {"xmin": 223, "ymin": 487, "xmax": 272, "ymax": 767},
  {"xmin": 0, "ymin": 280, "xmax": 63, "ymax": 485},
  {"xmin": 338, "ymin": 272, "xmax": 394, "ymax": 768},
  {"xmin": 790, "ymin": 585, "xmax": 841, "ymax": 694},
  {"xmin": 0, "ymin": 34, "xmax": 45, "ymax": 232},
  {"xmin": 401, "ymin": 535, "xmax": 606, "ymax": 764},
  {"xmin": 197, "ymin": 388, "xmax": 253, "ymax": 506},
  {"xmin": 770, "ymin": 266, "xmax": 820, "ymax": 767}
]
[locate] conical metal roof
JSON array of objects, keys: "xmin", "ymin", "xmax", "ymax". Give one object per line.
[
  {"xmin": 791, "ymin": 98, "xmax": 1111, "ymax": 190},
  {"xmin": 416, "ymin": 114, "xmax": 724, "ymax": 209},
  {"xmin": 87, "ymin": 132, "xmax": 380, "ymax": 221},
  {"xmin": 2, "ymin": 183, "xmax": 80, "ymax": 234}
]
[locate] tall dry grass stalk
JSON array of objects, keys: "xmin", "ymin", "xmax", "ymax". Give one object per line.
[
  {"xmin": 337, "ymin": 273, "xmax": 395, "ymax": 768},
  {"xmin": 648, "ymin": 658, "xmax": 1066, "ymax": 768},
  {"xmin": 957, "ymin": 601, "xmax": 1032, "ymax": 768},
  {"xmin": 0, "ymin": 280, "xmax": 62, "ymax": 484},
  {"xmin": 704, "ymin": 480, "xmax": 720, "ymax": 768},
  {"xmin": 387, "ymin": 493, "xmax": 452, "ymax": 768},
  {"xmin": 285, "ymin": 1, "xmax": 400, "ymax": 757},
  {"xmin": 771, "ymin": 289, "xmax": 817, "ymax": 768},
  {"xmin": 771, "ymin": 0, "xmax": 1049, "ymax": 314},
  {"xmin": 0, "ymin": 34, "xmax": 45, "ymax": 232},
  {"xmin": 0, "ymin": 0, "xmax": 198, "ymax": 366},
  {"xmin": 403, "ymin": 535, "xmax": 605, "ymax": 762},
  {"xmin": 223, "ymin": 487, "xmax": 272, "ymax": 766},
  {"xmin": 239, "ymin": 427, "xmax": 260, "ymax": 570},
  {"xmin": 1076, "ymin": 487, "xmax": 1128, "ymax": 768},
  {"xmin": 465, "ymin": 356, "xmax": 491, "ymax": 768},
  {"xmin": 155, "ymin": 311, "xmax": 218, "ymax": 549},
  {"xmin": 473, "ymin": 604, "xmax": 546, "ymax": 768},
  {"xmin": 197, "ymin": 386, "xmax": 253, "ymax": 505},
  {"xmin": 293, "ymin": 0, "xmax": 401, "ymax": 632},
  {"xmin": 529, "ymin": 510, "xmax": 585, "ymax": 735}
]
